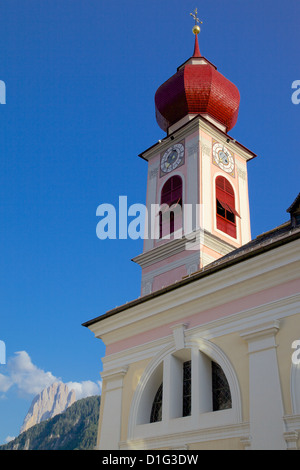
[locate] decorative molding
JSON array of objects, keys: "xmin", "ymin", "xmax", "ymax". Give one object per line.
[
  {"xmin": 201, "ymin": 143, "xmax": 211, "ymax": 157},
  {"xmin": 133, "ymin": 235, "xmax": 191, "ymax": 269},
  {"xmin": 284, "ymin": 414, "xmax": 300, "ymax": 438},
  {"xmin": 141, "ymin": 252, "xmax": 200, "ymax": 286},
  {"xmin": 133, "ymin": 228, "xmax": 235, "ymax": 269},
  {"xmin": 171, "ymin": 323, "xmax": 188, "ymax": 350},
  {"xmin": 88, "ymin": 240, "xmax": 300, "ymax": 345},
  {"xmin": 121, "ymin": 422, "xmax": 249, "ymax": 450},
  {"xmin": 140, "ymin": 116, "xmax": 255, "ymax": 164},
  {"xmin": 239, "ymin": 320, "xmax": 280, "ymax": 354},
  {"xmin": 99, "ymin": 293, "xmax": 300, "ymax": 371},
  {"xmin": 240, "ymin": 435, "xmax": 252, "ymax": 450},
  {"xmin": 149, "ymin": 166, "xmax": 159, "ymax": 180},
  {"xmin": 102, "ymin": 336, "xmax": 171, "ymax": 372},
  {"xmin": 187, "ymin": 143, "xmax": 198, "ymax": 158},
  {"xmin": 236, "ymin": 163, "xmax": 247, "ymax": 181},
  {"xmin": 283, "ymin": 431, "xmax": 298, "ymax": 450},
  {"xmin": 101, "ymin": 366, "xmax": 128, "ymax": 391}
]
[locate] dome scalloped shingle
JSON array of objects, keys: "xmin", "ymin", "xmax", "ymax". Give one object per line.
[{"xmin": 154, "ymin": 37, "xmax": 240, "ymax": 133}]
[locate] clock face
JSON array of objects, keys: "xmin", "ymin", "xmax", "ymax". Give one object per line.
[
  {"xmin": 213, "ymin": 143, "xmax": 235, "ymax": 174},
  {"xmin": 160, "ymin": 143, "xmax": 184, "ymax": 174}
]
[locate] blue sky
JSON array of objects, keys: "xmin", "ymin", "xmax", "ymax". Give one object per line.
[{"xmin": 0, "ymin": 0, "xmax": 299, "ymax": 444}]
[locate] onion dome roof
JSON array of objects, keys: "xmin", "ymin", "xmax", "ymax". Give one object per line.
[{"xmin": 154, "ymin": 33, "xmax": 240, "ymax": 133}]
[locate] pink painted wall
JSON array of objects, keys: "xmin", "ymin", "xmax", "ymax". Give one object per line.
[
  {"xmin": 106, "ymin": 278, "xmax": 300, "ymax": 356},
  {"xmin": 152, "ymin": 265, "xmax": 189, "ymax": 293}
]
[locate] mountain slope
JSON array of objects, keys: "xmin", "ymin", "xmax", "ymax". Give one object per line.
[
  {"xmin": 20, "ymin": 382, "xmax": 76, "ymax": 433},
  {"xmin": 0, "ymin": 395, "xmax": 100, "ymax": 450}
]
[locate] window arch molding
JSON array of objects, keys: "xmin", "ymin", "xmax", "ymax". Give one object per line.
[
  {"xmin": 158, "ymin": 171, "xmax": 185, "ymax": 207},
  {"xmin": 127, "ymin": 337, "xmax": 242, "ymax": 442}
]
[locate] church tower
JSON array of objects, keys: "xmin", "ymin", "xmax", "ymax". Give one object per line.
[{"xmin": 133, "ymin": 14, "xmax": 256, "ymax": 296}]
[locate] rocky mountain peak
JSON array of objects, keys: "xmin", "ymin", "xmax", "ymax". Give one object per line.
[{"xmin": 20, "ymin": 382, "xmax": 76, "ymax": 433}]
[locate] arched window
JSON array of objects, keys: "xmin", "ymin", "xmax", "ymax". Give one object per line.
[
  {"xmin": 129, "ymin": 342, "xmax": 242, "ymax": 444},
  {"xmin": 159, "ymin": 175, "xmax": 183, "ymax": 238},
  {"xmin": 215, "ymin": 176, "xmax": 239, "ymax": 238},
  {"xmin": 149, "ymin": 357, "xmax": 231, "ymax": 423}
]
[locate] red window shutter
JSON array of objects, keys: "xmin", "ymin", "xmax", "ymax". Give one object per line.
[
  {"xmin": 160, "ymin": 175, "xmax": 183, "ymax": 238},
  {"xmin": 225, "ymin": 203, "xmax": 240, "ymax": 218},
  {"xmin": 217, "ymin": 199, "xmax": 240, "ymax": 218},
  {"xmin": 215, "ymin": 176, "xmax": 237, "ymax": 238},
  {"xmin": 161, "ymin": 176, "xmax": 182, "ymax": 206}
]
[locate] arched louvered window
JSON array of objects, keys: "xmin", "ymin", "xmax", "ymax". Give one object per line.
[
  {"xmin": 216, "ymin": 176, "xmax": 239, "ymax": 238},
  {"xmin": 159, "ymin": 175, "xmax": 182, "ymax": 238}
]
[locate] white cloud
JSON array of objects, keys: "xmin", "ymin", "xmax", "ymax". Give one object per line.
[
  {"xmin": 7, "ymin": 351, "xmax": 58, "ymax": 395},
  {"xmin": 0, "ymin": 351, "xmax": 101, "ymax": 399},
  {"xmin": 0, "ymin": 373, "xmax": 13, "ymax": 393},
  {"xmin": 66, "ymin": 380, "xmax": 102, "ymax": 400}
]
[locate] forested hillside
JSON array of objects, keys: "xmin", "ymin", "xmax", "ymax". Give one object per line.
[{"xmin": 0, "ymin": 395, "xmax": 100, "ymax": 450}]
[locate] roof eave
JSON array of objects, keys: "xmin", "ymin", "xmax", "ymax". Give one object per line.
[{"xmin": 82, "ymin": 228, "xmax": 299, "ymax": 329}]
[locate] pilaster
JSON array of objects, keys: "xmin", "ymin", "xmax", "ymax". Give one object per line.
[
  {"xmin": 240, "ymin": 321, "xmax": 286, "ymax": 449},
  {"xmin": 98, "ymin": 366, "xmax": 128, "ymax": 450}
]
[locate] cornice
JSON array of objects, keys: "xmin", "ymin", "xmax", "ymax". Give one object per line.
[
  {"xmin": 98, "ymin": 292, "xmax": 300, "ymax": 365},
  {"xmin": 132, "ymin": 236, "xmax": 189, "ymax": 268},
  {"xmin": 139, "ymin": 115, "xmax": 256, "ymax": 163},
  {"xmin": 119, "ymin": 422, "xmax": 250, "ymax": 450},
  {"xmin": 132, "ymin": 229, "xmax": 235, "ymax": 269},
  {"xmin": 83, "ymin": 233, "xmax": 300, "ymax": 335},
  {"xmin": 85, "ymin": 239, "xmax": 300, "ymax": 345}
]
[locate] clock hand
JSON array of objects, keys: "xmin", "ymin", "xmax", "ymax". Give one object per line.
[{"xmin": 219, "ymin": 151, "xmax": 228, "ymax": 164}]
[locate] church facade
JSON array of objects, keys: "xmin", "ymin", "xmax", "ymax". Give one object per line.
[{"xmin": 83, "ymin": 23, "xmax": 300, "ymax": 450}]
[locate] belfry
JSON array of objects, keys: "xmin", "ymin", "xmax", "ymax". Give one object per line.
[
  {"xmin": 133, "ymin": 10, "xmax": 255, "ymax": 296},
  {"xmin": 83, "ymin": 12, "xmax": 300, "ymax": 451}
]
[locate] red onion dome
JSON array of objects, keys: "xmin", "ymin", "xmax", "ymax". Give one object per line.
[{"xmin": 155, "ymin": 35, "xmax": 240, "ymax": 133}]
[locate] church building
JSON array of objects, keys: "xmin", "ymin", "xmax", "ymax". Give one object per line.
[{"xmin": 83, "ymin": 16, "xmax": 300, "ymax": 450}]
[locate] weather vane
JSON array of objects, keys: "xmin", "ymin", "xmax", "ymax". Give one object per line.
[{"xmin": 190, "ymin": 8, "xmax": 203, "ymax": 34}]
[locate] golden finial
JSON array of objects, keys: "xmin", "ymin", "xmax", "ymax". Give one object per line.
[{"xmin": 190, "ymin": 8, "xmax": 203, "ymax": 35}]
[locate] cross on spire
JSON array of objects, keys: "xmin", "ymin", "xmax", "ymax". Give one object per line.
[
  {"xmin": 190, "ymin": 8, "xmax": 203, "ymax": 38},
  {"xmin": 190, "ymin": 8, "xmax": 203, "ymax": 26},
  {"xmin": 189, "ymin": 8, "xmax": 202, "ymax": 56}
]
